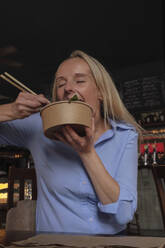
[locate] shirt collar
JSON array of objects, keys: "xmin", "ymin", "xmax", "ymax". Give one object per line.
[
  {"xmin": 95, "ymin": 119, "xmax": 135, "ymax": 146},
  {"xmin": 110, "ymin": 119, "xmax": 136, "ymax": 130}
]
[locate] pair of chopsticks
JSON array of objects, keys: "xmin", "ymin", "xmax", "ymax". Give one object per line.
[{"xmin": 0, "ymin": 72, "xmax": 37, "ymax": 95}]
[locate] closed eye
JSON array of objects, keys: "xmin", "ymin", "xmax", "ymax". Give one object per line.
[
  {"xmin": 76, "ymin": 80, "xmax": 85, "ymax": 83},
  {"xmin": 56, "ymin": 82, "xmax": 66, "ymax": 88}
]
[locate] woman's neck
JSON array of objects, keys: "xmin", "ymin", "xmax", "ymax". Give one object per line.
[{"xmin": 94, "ymin": 118, "xmax": 111, "ymax": 142}]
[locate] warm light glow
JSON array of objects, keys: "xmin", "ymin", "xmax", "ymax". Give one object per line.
[
  {"xmin": 14, "ymin": 154, "xmax": 22, "ymax": 158},
  {"xmin": 0, "ymin": 181, "xmax": 32, "ymax": 203},
  {"xmin": 0, "ymin": 183, "xmax": 8, "ymax": 190},
  {"xmin": 0, "ymin": 193, "xmax": 7, "ymax": 203},
  {"xmin": 0, "ymin": 183, "xmax": 8, "ymax": 203}
]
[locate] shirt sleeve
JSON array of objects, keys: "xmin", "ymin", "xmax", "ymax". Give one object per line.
[
  {"xmin": 0, "ymin": 114, "xmax": 37, "ymax": 148},
  {"xmin": 97, "ymin": 129, "xmax": 138, "ymax": 225}
]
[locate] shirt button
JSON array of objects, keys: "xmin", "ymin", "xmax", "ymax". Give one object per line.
[
  {"xmin": 82, "ymin": 181, "xmax": 87, "ymax": 184},
  {"xmin": 89, "ymin": 217, "xmax": 93, "ymax": 222}
]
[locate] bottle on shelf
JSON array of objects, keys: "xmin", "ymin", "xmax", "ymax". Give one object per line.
[
  {"xmin": 159, "ymin": 111, "xmax": 165, "ymax": 123},
  {"xmin": 152, "ymin": 143, "xmax": 157, "ymax": 165},
  {"xmin": 144, "ymin": 144, "xmax": 149, "ymax": 166},
  {"xmin": 153, "ymin": 112, "xmax": 159, "ymax": 123}
]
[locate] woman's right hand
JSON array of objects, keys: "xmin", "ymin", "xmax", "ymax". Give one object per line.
[{"xmin": 10, "ymin": 92, "xmax": 50, "ymax": 119}]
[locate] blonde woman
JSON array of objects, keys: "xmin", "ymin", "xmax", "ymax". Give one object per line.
[{"xmin": 0, "ymin": 50, "xmax": 141, "ymax": 235}]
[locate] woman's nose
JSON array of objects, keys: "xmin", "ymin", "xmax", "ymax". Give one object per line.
[{"xmin": 64, "ymin": 81, "xmax": 74, "ymax": 92}]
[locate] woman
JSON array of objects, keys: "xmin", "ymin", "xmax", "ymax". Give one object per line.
[{"xmin": 0, "ymin": 50, "xmax": 141, "ymax": 234}]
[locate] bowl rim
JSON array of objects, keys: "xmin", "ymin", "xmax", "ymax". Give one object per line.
[{"xmin": 40, "ymin": 100, "xmax": 93, "ymax": 113}]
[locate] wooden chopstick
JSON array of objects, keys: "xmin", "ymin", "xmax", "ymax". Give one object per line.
[{"xmin": 0, "ymin": 72, "xmax": 37, "ymax": 95}]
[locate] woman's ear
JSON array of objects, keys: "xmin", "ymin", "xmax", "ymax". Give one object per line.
[{"xmin": 98, "ymin": 91, "xmax": 103, "ymax": 101}]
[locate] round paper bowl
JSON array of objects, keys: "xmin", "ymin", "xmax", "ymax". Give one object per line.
[{"xmin": 40, "ymin": 101, "xmax": 93, "ymax": 139}]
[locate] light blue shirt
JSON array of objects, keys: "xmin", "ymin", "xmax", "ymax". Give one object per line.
[{"xmin": 0, "ymin": 113, "xmax": 138, "ymax": 234}]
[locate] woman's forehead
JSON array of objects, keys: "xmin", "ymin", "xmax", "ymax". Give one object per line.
[{"xmin": 56, "ymin": 57, "xmax": 91, "ymax": 76}]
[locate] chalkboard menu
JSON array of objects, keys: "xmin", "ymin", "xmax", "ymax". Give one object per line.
[{"xmin": 120, "ymin": 75, "xmax": 165, "ymax": 112}]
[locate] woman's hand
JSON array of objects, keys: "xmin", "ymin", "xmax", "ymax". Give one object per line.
[
  {"xmin": 10, "ymin": 92, "xmax": 50, "ymax": 119},
  {"xmin": 54, "ymin": 117, "xmax": 95, "ymax": 154}
]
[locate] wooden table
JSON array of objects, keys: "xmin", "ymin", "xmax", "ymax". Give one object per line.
[
  {"xmin": 0, "ymin": 229, "xmax": 35, "ymax": 246},
  {"xmin": 0, "ymin": 229, "xmax": 165, "ymax": 248}
]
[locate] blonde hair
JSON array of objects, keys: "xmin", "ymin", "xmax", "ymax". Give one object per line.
[{"xmin": 52, "ymin": 50, "xmax": 143, "ymax": 135}]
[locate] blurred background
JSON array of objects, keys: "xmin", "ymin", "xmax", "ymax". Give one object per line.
[{"xmin": 0, "ymin": 0, "xmax": 164, "ymax": 105}]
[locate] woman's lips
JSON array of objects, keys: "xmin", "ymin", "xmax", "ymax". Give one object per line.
[{"xmin": 65, "ymin": 95, "xmax": 85, "ymax": 102}]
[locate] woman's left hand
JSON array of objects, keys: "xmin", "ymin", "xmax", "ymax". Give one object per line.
[{"xmin": 54, "ymin": 117, "xmax": 95, "ymax": 154}]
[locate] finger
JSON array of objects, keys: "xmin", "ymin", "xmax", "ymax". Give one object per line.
[
  {"xmin": 62, "ymin": 126, "xmax": 76, "ymax": 144},
  {"xmin": 37, "ymin": 94, "xmax": 50, "ymax": 105},
  {"xmin": 18, "ymin": 109, "xmax": 38, "ymax": 118},
  {"xmin": 14, "ymin": 99, "xmax": 41, "ymax": 115},
  {"xmin": 17, "ymin": 99, "xmax": 44, "ymax": 109},
  {"xmin": 17, "ymin": 95, "xmax": 50, "ymax": 110},
  {"xmin": 18, "ymin": 92, "xmax": 50, "ymax": 105},
  {"xmin": 53, "ymin": 132, "xmax": 68, "ymax": 144},
  {"xmin": 85, "ymin": 117, "xmax": 95, "ymax": 138},
  {"xmin": 91, "ymin": 116, "xmax": 95, "ymax": 133},
  {"xmin": 21, "ymin": 107, "xmax": 41, "ymax": 116},
  {"xmin": 18, "ymin": 92, "xmax": 38, "ymax": 100},
  {"xmin": 84, "ymin": 127, "xmax": 92, "ymax": 139},
  {"xmin": 65, "ymin": 125, "xmax": 84, "ymax": 143}
]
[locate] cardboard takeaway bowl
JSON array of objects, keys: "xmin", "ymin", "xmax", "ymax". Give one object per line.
[{"xmin": 40, "ymin": 101, "xmax": 93, "ymax": 139}]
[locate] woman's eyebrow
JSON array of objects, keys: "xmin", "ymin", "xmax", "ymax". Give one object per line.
[
  {"xmin": 55, "ymin": 76, "xmax": 66, "ymax": 82},
  {"xmin": 74, "ymin": 73, "xmax": 89, "ymax": 78}
]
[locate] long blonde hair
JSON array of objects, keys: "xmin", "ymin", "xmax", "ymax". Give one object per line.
[{"xmin": 52, "ymin": 50, "xmax": 143, "ymax": 135}]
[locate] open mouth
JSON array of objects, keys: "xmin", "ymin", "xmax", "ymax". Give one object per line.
[{"xmin": 66, "ymin": 94, "xmax": 85, "ymax": 102}]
